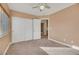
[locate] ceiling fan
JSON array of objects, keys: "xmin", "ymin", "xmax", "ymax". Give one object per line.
[{"xmin": 32, "ymin": 3, "xmax": 50, "ymax": 11}]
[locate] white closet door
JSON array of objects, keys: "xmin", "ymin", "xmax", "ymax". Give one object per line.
[
  {"xmin": 23, "ymin": 19, "xmax": 32, "ymax": 40},
  {"xmin": 33, "ymin": 19, "xmax": 41, "ymax": 39},
  {"xmin": 12, "ymin": 17, "xmax": 32, "ymax": 43}
]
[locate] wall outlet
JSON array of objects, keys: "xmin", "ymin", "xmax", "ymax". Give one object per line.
[
  {"xmin": 71, "ymin": 40, "xmax": 74, "ymax": 43},
  {"xmin": 64, "ymin": 38, "xmax": 66, "ymax": 41}
]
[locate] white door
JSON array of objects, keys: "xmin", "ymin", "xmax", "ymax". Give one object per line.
[
  {"xmin": 33, "ymin": 19, "xmax": 41, "ymax": 39},
  {"xmin": 12, "ymin": 17, "xmax": 32, "ymax": 43},
  {"xmin": 22, "ymin": 18, "xmax": 32, "ymax": 41}
]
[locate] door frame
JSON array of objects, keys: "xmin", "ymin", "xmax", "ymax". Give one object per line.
[{"xmin": 40, "ymin": 18, "xmax": 49, "ymax": 39}]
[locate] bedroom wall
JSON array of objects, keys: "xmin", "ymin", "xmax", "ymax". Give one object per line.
[
  {"xmin": 49, "ymin": 4, "xmax": 79, "ymax": 47},
  {"xmin": 0, "ymin": 3, "xmax": 11, "ymax": 54}
]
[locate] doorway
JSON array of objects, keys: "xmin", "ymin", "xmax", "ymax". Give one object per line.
[{"xmin": 41, "ymin": 20, "xmax": 48, "ymax": 39}]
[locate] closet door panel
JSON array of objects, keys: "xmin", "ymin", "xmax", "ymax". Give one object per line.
[
  {"xmin": 12, "ymin": 17, "xmax": 25, "ymax": 43},
  {"xmin": 12, "ymin": 17, "xmax": 32, "ymax": 43},
  {"xmin": 33, "ymin": 19, "xmax": 41, "ymax": 39},
  {"xmin": 23, "ymin": 19, "xmax": 32, "ymax": 40}
]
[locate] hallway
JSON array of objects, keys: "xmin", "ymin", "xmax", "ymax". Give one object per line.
[{"xmin": 6, "ymin": 39, "xmax": 79, "ymax": 55}]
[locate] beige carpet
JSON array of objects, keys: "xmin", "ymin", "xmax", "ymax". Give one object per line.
[{"xmin": 6, "ymin": 39, "xmax": 79, "ymax": 55}]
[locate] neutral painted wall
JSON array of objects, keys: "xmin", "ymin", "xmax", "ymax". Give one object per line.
[
  {"xmin": 0, "ymin": 34, "xmax": 10, "ymax": 54},
  {"xmin": 49, "ymin": 4, "xmax": 79, "ymax": 47}
]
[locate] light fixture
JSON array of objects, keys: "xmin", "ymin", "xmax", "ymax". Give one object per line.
[
  {"xmin": 32, "ymin": 3, "xmax": 50, "ymax": 11},
  {"xmin": 40, "ymin": 5, "xmax": 45, "ymax": 11}
]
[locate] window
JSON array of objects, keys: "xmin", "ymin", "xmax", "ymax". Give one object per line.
[
  {"xmin": 0, "ymin": 6, "xmax": 2, "ymax": 36},
  {"xmin": 0, "ymin": 6, "xmax": 9, "ymax": 37}
]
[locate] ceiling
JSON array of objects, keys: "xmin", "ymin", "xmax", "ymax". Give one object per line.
[{"xmin": 8, "ymin": 3, "xmax": 75, "ymax": 16}]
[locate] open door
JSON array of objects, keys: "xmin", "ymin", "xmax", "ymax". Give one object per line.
[{"xmin": 41, "ymin": 20, "xmax": 48, "ymax": 39}]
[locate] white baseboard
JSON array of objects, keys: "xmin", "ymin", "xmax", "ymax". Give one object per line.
[
  {"xmin": 3, "ymin": 42, "xmax": 12, "ymax": 55},
  {"xmin": 72, "ymin": 45, "xmax": 79, "ymax": 50},
  {"xmin": 12, "ymin": 39, "xmax": 34, "ymax": 44},
  {"xmin": 49, "ymin": 39, "xmax": 79, "ymax": 51},
  {"xmin": 49, "ymin": 39, "xmax": 71, "ymax": 47},
  {"xmin": 12, "ymin": 39, "xmax": 41, "ymax": 44}
]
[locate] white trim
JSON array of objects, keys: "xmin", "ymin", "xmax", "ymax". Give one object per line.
[
  {"xmin": 40, "ymin": 18, "xmax": 49, "ymax": 20},
  {"xmin": 3, "ymin": 42, "xmax": 12, "ymax": 55},
  {"xmin": 0, "ymin": 33, "xmax": 8, "ymax": 39},
  {"xmin": 49, "ymin": 39, "xmax": 79, "ymax": 51},
  {"xmin": 49, "ymin": 39, "xmax": 71, "ymax": 47},
  {"xmin": 72, "ymin": 45, "xmax": 79, "ymax": 50},
  {"xmin": 11, "ymin": 39, "xmax": 33, "ymax": 44}
]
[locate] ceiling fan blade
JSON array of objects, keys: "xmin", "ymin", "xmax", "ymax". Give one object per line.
[
  {"xmin": 43, "ymin": 3, "xmax": 50, "ymax": 9},
  {"xmin": 32, "ymin": 6, "xmax": 38, "ymax": 8},
  {"xmin": 32, "ymin": 3, "xmax": 50, "ymax": 12},
  {"xmin": 32, "ymin": 5, "xmax": 40, "ymax": 8},
  {"xmin": 32, "ymin": 3, "xmax": 41, "ymax": 8},
  {"xmin": 45, "ymin": 6, "xmax": 50, "ymax": 8}
]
